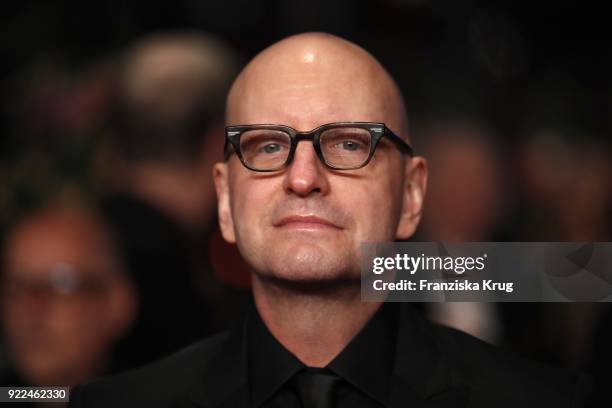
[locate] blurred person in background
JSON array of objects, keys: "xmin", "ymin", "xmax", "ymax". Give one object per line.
[
  {"xmin": 415, "ymin": 118, "xmax": 509, "ymax": 344},
  {"xmin": 516, "ymin": 130, "xmax": 610, "ymax": 366},
  {"xmin": 517, "ymin": 129, "xmax": 612, "ymax": 406},
  {"xmin": 417, "ymin": 118, "xmax": 611, "ymax": 389},
  {"xmin": 0, "ymin": 198, "xmax": 136, "ymax": 391},
  {"xmin": 98, "ymin": 32, "xmax": 250, "ymax": 368},
  {"xmin": 105, "ymin": 31, "xmax": 239, "ymax": 235}
]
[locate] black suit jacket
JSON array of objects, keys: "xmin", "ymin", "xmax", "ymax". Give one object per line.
[{"xmin": 69, "ymin": 304, "xmax": 591, "ymax": 408}]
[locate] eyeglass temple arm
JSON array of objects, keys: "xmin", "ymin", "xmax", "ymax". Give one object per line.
[{"xmin": 384, "ymin": 128, "xmax": 414, "ymax": 156}]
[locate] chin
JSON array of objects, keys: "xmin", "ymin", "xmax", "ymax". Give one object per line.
[{"xmin": 258, "ymin": 241, "xmax": 359, "ymax": 285}]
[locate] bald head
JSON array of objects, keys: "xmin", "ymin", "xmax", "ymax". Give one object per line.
[{"xmin": 227, "ymin": 33, "xmax": 409, "ymax": 138}]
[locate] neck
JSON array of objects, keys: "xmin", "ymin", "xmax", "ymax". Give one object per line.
[{"xmin": 252, "ymin": 276, "xmax": 381, "ymax": 367}]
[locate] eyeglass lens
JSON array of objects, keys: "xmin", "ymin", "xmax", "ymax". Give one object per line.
[{"xmin": 238, "ymin": 126, "xmax": 373, "ymax": 170}]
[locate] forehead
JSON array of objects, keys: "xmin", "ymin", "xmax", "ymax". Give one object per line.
[
  {"xmin": 228, "ymin": 51, "xmax": 397, "ymax": 131},
  {"xmin": 4, "ymin": 216, "xmax": 114, "ymax": 278}
]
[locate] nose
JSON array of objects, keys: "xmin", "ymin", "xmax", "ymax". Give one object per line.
[{"xmin": 282, "ymin": 141, "xmax": 330, "ymax": 197}]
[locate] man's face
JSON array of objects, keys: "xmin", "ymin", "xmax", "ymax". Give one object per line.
[
  {"xmin": 216, "ymin": 41, "xmax": 423, "ymax": 284},
  {"xmin": 1, "ymin": 212, "xmax": 133, "ymax": 385}
]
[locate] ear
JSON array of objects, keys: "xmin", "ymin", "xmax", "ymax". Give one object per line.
[
  {"xmin": 395, "ymin": 156, "xmax": 428, "ymax": 240},
  {"xmin": 213, "ymin": 162, "xmax": 236, "ymax": 243}
]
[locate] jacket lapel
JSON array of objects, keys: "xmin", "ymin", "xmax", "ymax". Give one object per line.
[
  {"xmin": 387, "ymin": 305, "xmax": 470, "ymax": 408},
  {"xmin": 388, "ymin": 376, "xmax": 469, "ymax": 408},
  {"xmin": 174, "ymin": 317, "xmax": 250, "ymax": 408}
]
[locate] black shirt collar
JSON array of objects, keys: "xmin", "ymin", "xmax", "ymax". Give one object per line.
[
  {"xmin": 248, "ymin": 306, "xmax": 304, "ymax": 408},
  {"xmin": 327, "ymin": 301, "xmax": 398, "ymax": 406},
  {"xmin": 247, "ymin": 301, "xmax": 399, "ymax": 407}
]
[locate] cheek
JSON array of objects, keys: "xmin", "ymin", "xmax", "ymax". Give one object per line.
[
  {"xmin": 4, "ymin": 318, "xmax": 29, "ymax": 348},
  {"xmin": 54, "ymin": 304, "xmax": 113, "ymax": 352},
  {"xmin": 348, "ymin": 164, "xmax": 404, "ymax": 241},
  {"xmin": 338, "ymin": 179, "xmax": 402, "ymax": 242},
  {"xmin": 50, "ymin": 305, "xmax": 96, "ymax": 338},
  {"xmin": 230, "ymin": 176, "xmax": 278, "ymax": 239}
]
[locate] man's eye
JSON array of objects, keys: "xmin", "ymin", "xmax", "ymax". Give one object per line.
[
  {"xmin": 332, "ymin": 139, "xmax": 366, "ymax": 151},
  {"xmin": 259, "ymin": 143, "xmax": 285, "ymax": 154},
  {"xmin": 339, "ymin": 140, "xmax": 361, "ymax": 151}
]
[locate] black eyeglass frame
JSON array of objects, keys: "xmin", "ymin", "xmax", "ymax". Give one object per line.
[{"xmin": 224, "ymin": 122, "xmax": 414, "ymax": 172}]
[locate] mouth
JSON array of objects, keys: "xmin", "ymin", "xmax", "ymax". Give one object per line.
[{"xmin": 274, "ymin": 215, "xmax": 342, "ymax": 230}]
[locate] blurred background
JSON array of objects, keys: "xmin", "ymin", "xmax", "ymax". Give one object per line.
[{"xmin": 0, "ymin": 0, "xmax": 610, "ymax": 404}]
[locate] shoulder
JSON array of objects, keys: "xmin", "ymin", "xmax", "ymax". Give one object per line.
[
  {"xmin": 420, "ymin": 312, "xmax": 591, "ymax": 406},
  {"xmin": 69, "ymin": 331, "xmax": 229, "ymax": 408}
]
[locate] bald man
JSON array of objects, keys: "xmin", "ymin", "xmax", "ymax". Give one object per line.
[{"xmin": 69, "ymin": 33, "xmax": 590, "ymax": 408}]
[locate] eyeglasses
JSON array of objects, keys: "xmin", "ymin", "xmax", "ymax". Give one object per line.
[
  {"xmin": 224, "ymin": 122, "xmax": 414, "ymax": 172},
  {"xmin": 2, "ymin": 263, "xmax": 112, "ymax": 302}
]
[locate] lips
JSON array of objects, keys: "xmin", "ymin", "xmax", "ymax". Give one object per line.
[{"xmin": 274, "ymin": 215, "xmax": 341, "ymax": 229}]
